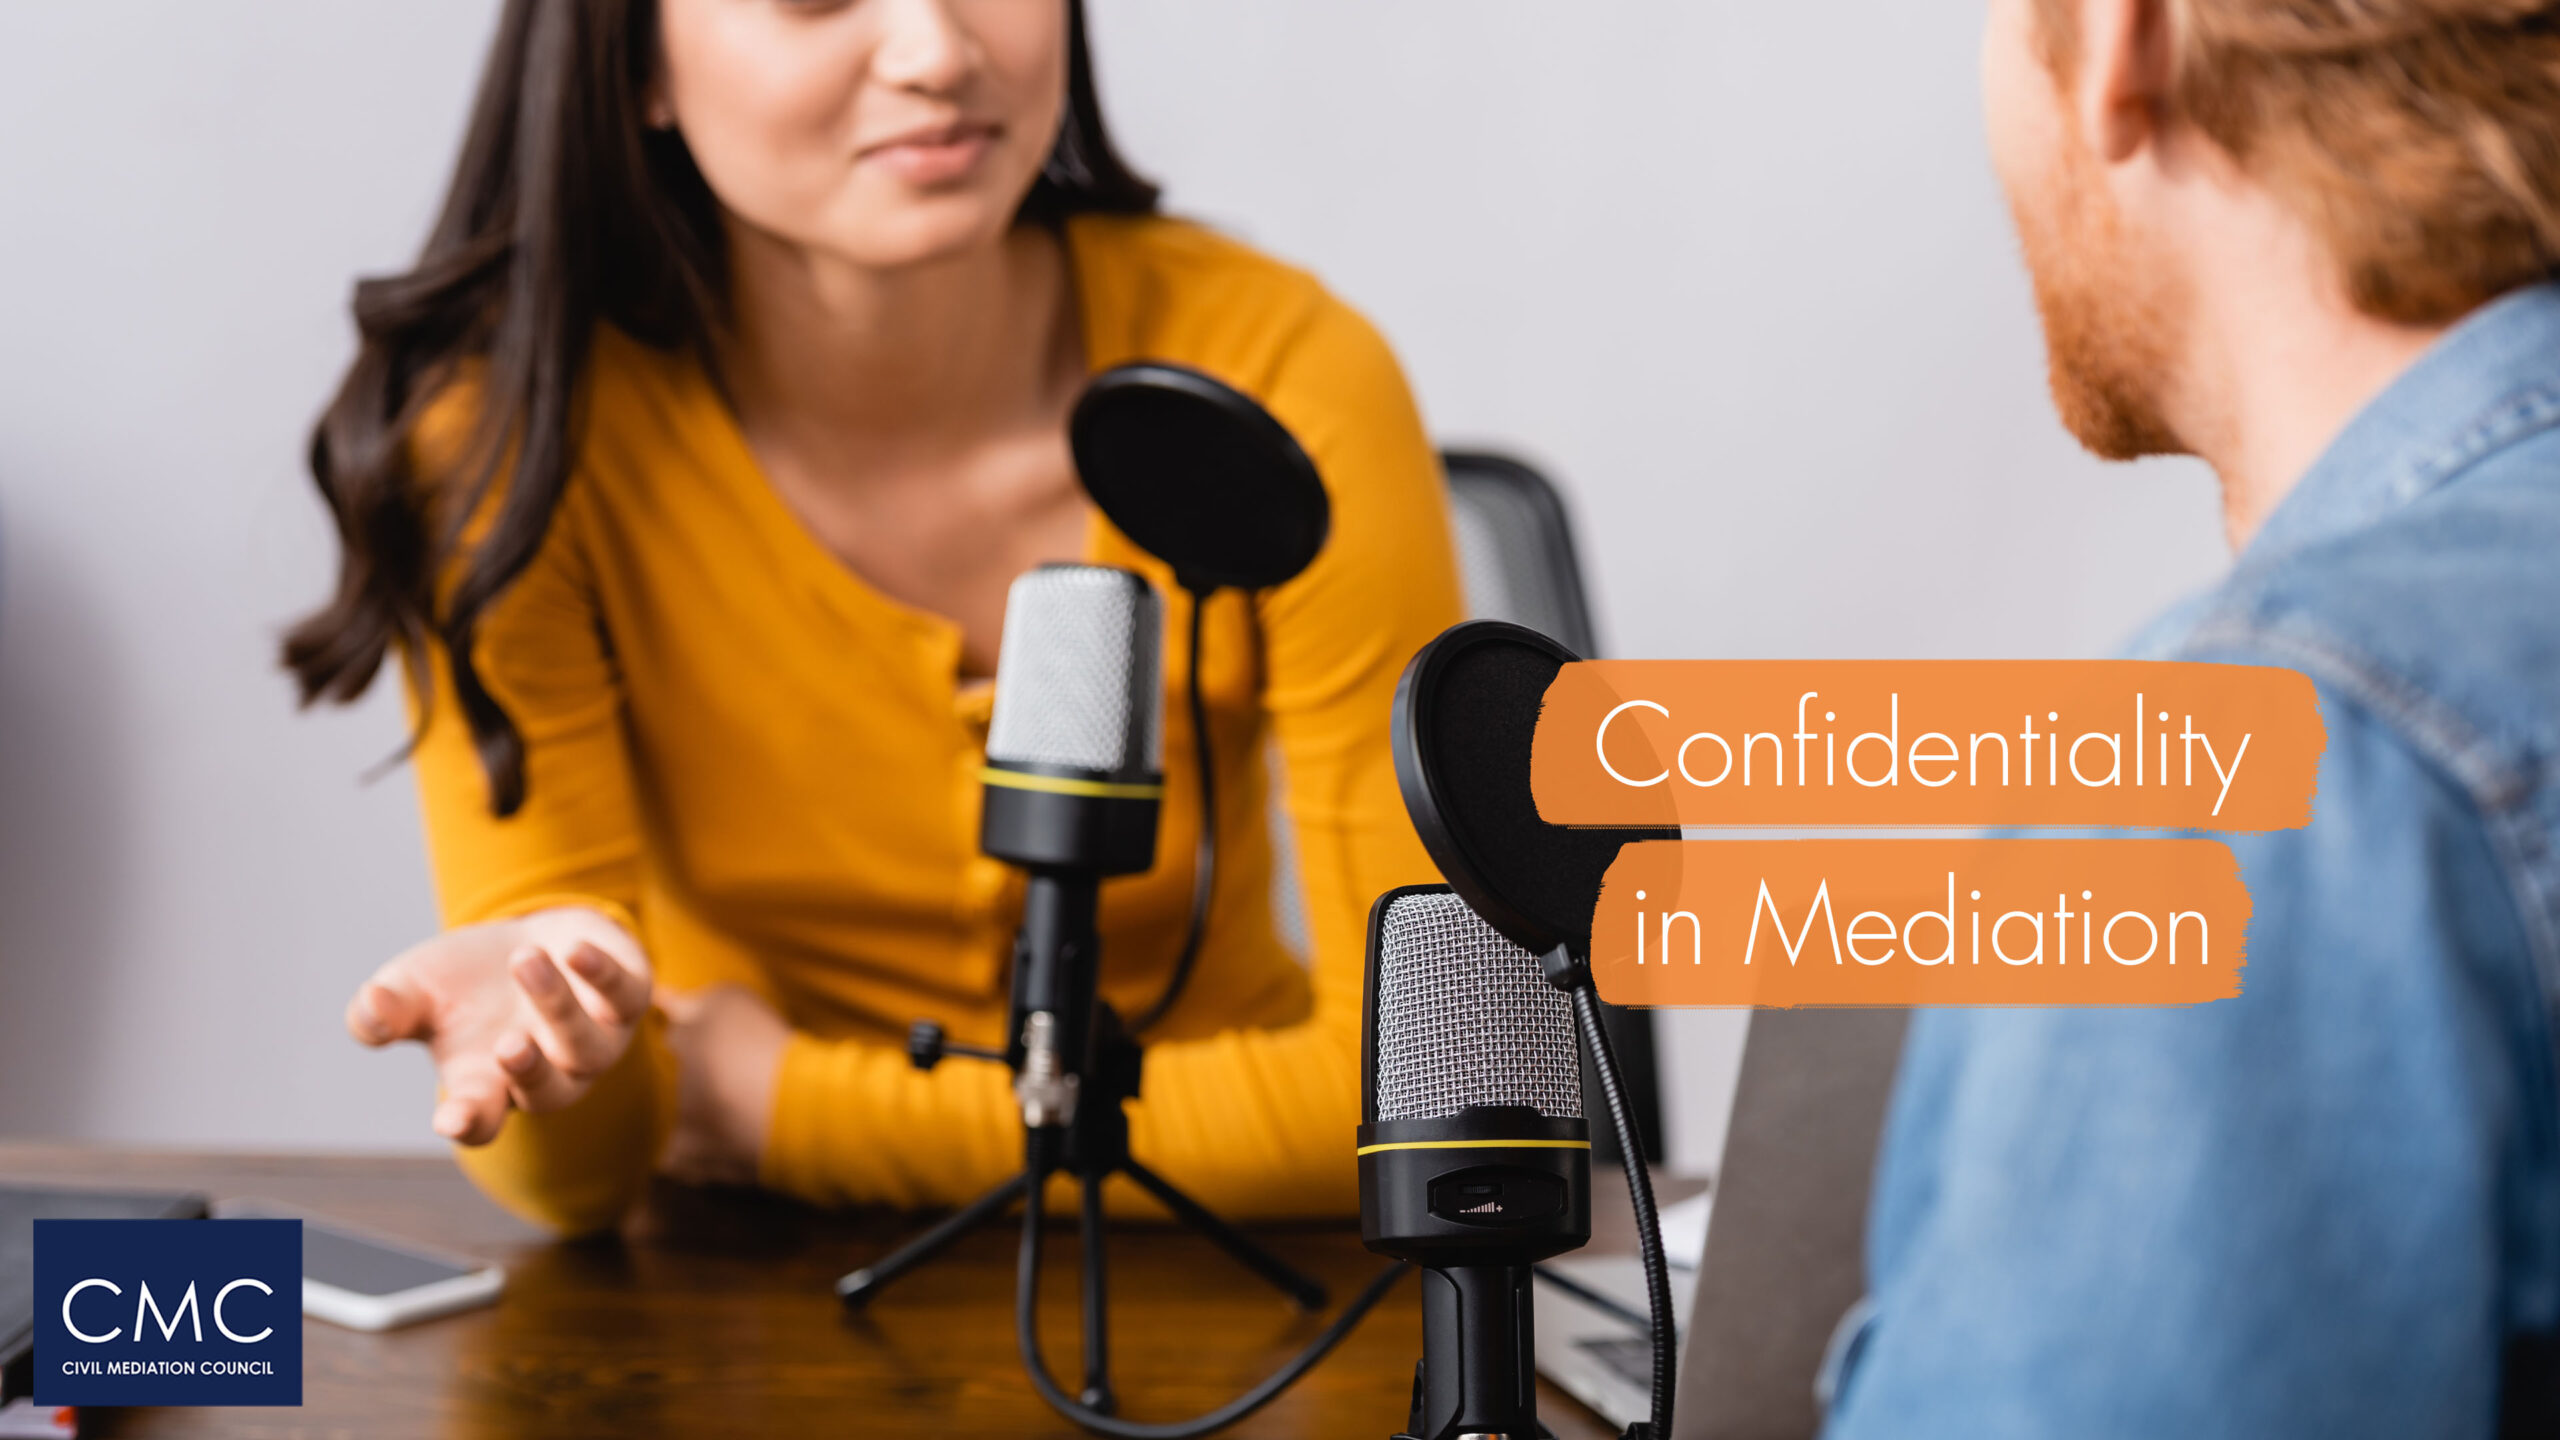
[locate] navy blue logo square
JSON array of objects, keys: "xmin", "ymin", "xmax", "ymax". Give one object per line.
[{"xmin": 33, "ymin": 1219, "xmax": 301, "ymax": 1407}]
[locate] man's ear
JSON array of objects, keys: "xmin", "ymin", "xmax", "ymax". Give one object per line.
[{"xmin": 2078, "ymin": 0, "xmax": 2173, "ymax": 164}]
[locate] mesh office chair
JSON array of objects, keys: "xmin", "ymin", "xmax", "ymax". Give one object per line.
[
  {"xmin": 1263, "ymin": 451, "xmax": 1665, "ymax": 1162},
  {"xmin": 1440, "ymin": 451, "xmax": 1604, "ymax": 658}
]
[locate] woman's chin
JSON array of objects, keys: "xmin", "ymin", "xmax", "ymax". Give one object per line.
[{"xmin": 808, "ymin": 192, "xmax": 1035, "ymax": 273}]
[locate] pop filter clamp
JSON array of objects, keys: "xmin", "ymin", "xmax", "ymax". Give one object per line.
[
  {"xmin": 1389, "ymin": 620, "xmax": 1680, "ymax": 1440},
  {"xmin": 841, "ymin": 365, "xmax": 1402, "ymax": 1439}
]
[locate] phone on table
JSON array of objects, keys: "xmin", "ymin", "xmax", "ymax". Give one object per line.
[{"xmin": 211, "ymin": 1201, "xmax": 504, "ymax": 1331}]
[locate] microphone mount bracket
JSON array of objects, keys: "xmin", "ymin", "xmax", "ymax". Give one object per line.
[{"xmin": 1537, "ymin": 942, "xmax": 1592, "ymax": 993}]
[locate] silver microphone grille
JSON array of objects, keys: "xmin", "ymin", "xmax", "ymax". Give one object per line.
[
  {"xmin": 1373, "ymin": 890, "xmax": 1583, "ymax": 1123},
  {"xmin": 985, "ymin": 564, "xmax": 1165, "ymax": 776}
]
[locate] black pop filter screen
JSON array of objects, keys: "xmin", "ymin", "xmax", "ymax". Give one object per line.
[
  {"xmin": 1070, "ymin": 363, "xmax": 1330, "ymax": 592},
  {"xmin": 1395, "ymin": 622, "xmax": 1665, "ymax": 956}
]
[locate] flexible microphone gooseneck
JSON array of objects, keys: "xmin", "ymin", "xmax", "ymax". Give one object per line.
[
  {"xmin": 1387, "ymin": 621, "xmax": 1679, "ymax": 1440},
  {"xmin": 1361, "ymin": 885, "xmax": 1592, "ymax": 1440}
]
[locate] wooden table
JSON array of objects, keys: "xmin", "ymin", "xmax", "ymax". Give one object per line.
[{"xmin": 2, "ymin": 1145, "xmax": 1628, "ymax": 1439}]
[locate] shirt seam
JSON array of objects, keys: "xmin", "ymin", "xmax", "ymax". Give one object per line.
[
  {"xmin": 2403, "ymin": 381, "xmax": 2560, "ymax": 503},
  {"xmin": 2180, "ymin": 613, "xmax": 2560, "ymax": 1145},
  {"xmin": 2186, "ymin": 616, "xmax": 2560, "ymax": 1340}
]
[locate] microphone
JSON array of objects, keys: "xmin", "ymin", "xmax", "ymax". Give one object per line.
[
  {"xmin": 981, "ymin": 562, "xmax": 1166, "ymax": 1132},
  {"xmin": 1385, "ymin": 620, "xmax": 1678, "ymax": 1440},
  {"xmin": 851, "ymin": 416, "xmax": 1392, "ymax": 1440},
  {"xmin": 1361, "ymin": 885, "xmax": 1592, "ymax": 1440}
]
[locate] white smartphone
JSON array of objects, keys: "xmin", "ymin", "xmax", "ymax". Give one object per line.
[{"xmin": 211, "ymin": 1201, "xmax": 505, "ymax": 1332}]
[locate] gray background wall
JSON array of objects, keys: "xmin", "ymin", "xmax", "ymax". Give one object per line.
[{"xmin": 0, "ymin": 3, "xmax": 2226, "ymax": 1172}]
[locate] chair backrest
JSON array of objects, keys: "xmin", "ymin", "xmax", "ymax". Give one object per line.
[
  {"xmin": 1263, "ymin": 448, "xmax": 1662, "ymax": 1158},
  {"xmin": 1442, "ymin": 450, "xmax": 1663, "ymax": 1164},
  {"xmin": 1440, "ymin": 450, "xmax": 1602, "ymax": 657}
]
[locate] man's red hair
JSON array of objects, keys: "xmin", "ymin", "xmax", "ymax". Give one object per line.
[{"xmin": 2036, "ymin": 0, "xmax": 2560, "ymax": 323}]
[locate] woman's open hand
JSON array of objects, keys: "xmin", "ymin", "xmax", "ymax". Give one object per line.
[{"xmin": 346, "ymin": 907, "xmax": 654, "ymax": 1146}]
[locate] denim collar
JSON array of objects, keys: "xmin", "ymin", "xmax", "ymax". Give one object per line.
[{"xmin": 2243, "ymin": 282, "xmax": 2560, "ymax": 568}]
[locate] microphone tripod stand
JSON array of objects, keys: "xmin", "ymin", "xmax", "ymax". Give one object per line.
[{"xmin": 836, "ymin": 868, "xmax": 1329, "ymax": 1414}]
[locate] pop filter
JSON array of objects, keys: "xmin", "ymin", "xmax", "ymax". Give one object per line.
[
  {"xmin": 1391, "ymin": 621, "xmax": 1668, "ymax": 960},
  {"xmin": 1070, "ymin": 363, "xmax": 1330, "ymax": 594}
]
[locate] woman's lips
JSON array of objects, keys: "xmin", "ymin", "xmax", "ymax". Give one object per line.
[{"xmin": 860, "ymin": 122, "xmax": 1000, "ymax": 186}]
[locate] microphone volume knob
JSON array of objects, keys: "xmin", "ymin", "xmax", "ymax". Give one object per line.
[
  {"xmin": 907, "ymin": 1019, "xmax": 948, "ymax": 1071},
  {"xmin": 907, "ymin": 1019, "xmax": 1004, "ymax": 1071}
]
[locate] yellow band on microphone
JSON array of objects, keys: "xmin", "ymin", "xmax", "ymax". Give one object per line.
[
  {"xmin": 1354, "ymin": 1138, "xmax": 1594, "ymax": 1157},
  {"xmin": 978, "ymin": 767, "xmax": 1165, "ymax": 801}
]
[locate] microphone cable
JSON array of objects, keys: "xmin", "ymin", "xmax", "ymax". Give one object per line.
[
  {"xmin": 1567, "ymin": 980, "xmax": 1674, "ymax": 1440},
  {"xmin": 1012, "ymin": 1147, "xmax": 1411, "ymax": 1439},
  {"xmin": 1128, "ymin": 592, "xmax": 1215, "ymax": 1035}
]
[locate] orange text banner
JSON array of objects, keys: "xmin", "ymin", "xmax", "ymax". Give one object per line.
[
  {"xmin": 1591, "ymin": 838, "xmax": 2249, "ymax": 1008},
  {"xmin": 1532, "ymin": 660, "xmax": 2322, "ymax": 829}
]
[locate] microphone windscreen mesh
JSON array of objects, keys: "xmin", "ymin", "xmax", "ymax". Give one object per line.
[
  {"xmin": 986, "ymin": 565, "xmax": 1164, "ymax": 776},
  {"xmin": 1373, "ymin": 889, "xmax": 1582, "ymax": 1122}
]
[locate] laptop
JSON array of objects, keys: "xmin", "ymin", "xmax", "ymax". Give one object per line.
[{"xmin": 1535, "ymin": 1009, "xmax": 1908, "ymax": 1440}]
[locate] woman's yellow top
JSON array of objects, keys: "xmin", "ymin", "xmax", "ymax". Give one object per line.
[{"xmin": 406, "ymin": 214, "xmax": 1464, "ymax": 1234}]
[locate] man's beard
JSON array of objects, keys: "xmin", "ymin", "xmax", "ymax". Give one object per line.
[{"xmin": 2011, "ymin": 134, "xmax": 2187, "ymax": 460}]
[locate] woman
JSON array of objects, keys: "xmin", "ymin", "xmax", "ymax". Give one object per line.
[{"xmin": 289, "ymin": 0, "xmax": 1461, "ymax": 1235}]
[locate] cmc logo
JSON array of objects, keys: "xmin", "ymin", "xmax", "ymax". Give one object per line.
[
  {"xmin": 33, "ymin": 1219, "xmax": 302, "ymax": 1407},
  {"xmin": 57, "ymin": 1276, "xmax": 278, "ymax": 1343}
]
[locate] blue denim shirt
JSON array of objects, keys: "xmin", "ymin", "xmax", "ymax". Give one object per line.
[{"xmin": 1824, "ymin": 284, "xmax": 2560, "ymax": 1439}]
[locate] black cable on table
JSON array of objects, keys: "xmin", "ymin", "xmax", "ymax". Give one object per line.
[{"xmin": 1013, "ymin": 1169, "xmax": 1410, "ymax": 1439}]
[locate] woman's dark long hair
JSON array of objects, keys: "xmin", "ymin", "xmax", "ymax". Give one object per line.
[{"xmin": 284, "ymin": 0, "xmax": 1157, "ymax": 816}]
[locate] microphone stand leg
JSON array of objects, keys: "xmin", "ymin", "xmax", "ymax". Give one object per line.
[
  {"xmin": 1077, "ymin": 1170, "xmax": 1115, "ymax": 1414},
  {"xmin": 837, "ymin": 1169, "xmax": 1033, "ymax": 1308},
  {"xmin": 1119, "ymin": 1155, "xmax": 1329, "ymax": 1311}
]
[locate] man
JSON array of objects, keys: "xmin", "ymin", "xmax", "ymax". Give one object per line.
[{"xmin": 1824, "ymin": 2, "xmax": 2560, "ymax": 1436}]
